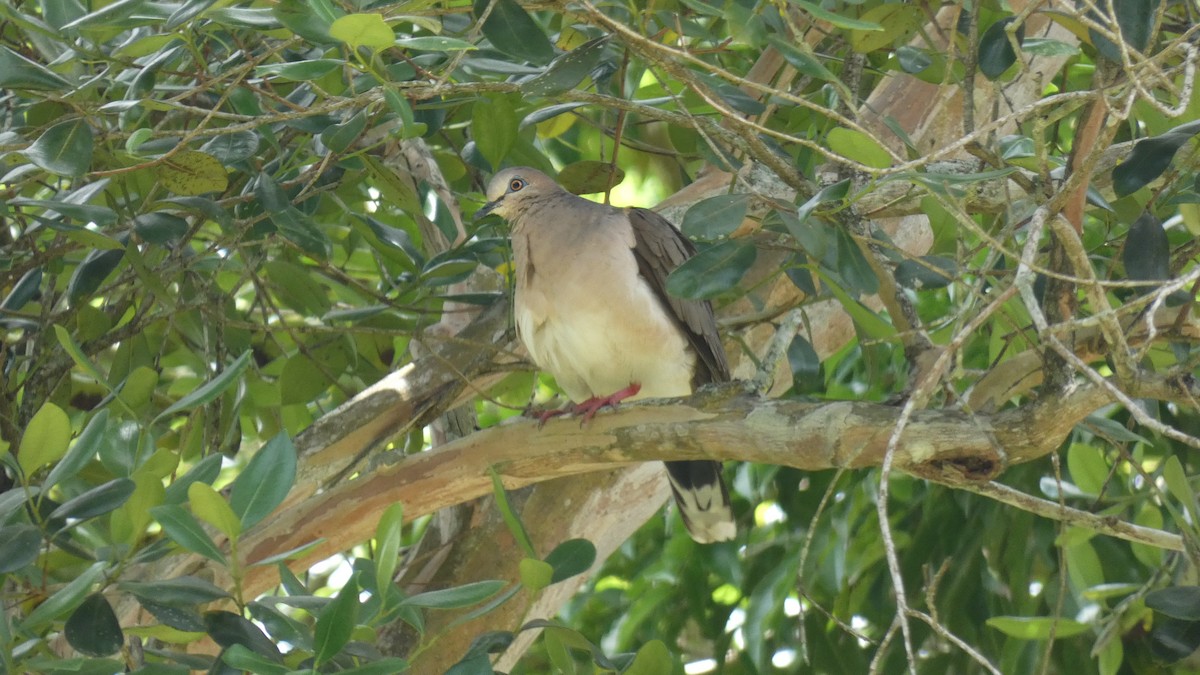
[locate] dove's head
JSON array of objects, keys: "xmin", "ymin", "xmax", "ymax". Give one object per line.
[{"xmin": 476, "ymin": 167, "xmax": 560, "ymax": 220}]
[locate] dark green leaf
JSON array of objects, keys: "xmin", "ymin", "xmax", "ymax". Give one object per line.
[
  {"xmin": 320, "ymin": 110, "xmax": 367, "ymax": 154},
  {"xmin": 0, "ymin": 524, "xmax": 42, "ymax": 573},
  {"xmin": 201, "ymin": 131, "xmax": 260, "ymax": 165},
  {"xmin": 133, "ymin": 212, "xmax": 189, "ymax": 245},
  {"xmin": 682, "ymin": 194, "xmax": 750, "ymax": 240},
  {"xmin": 313, "ymin": 576, "xmax": 358, "ymax": 665},
  {"xmin": 155, "ymin": 350, "xmax": 251, "ymax": 421},
  {"xmin": 221, "ymin": 645, "xmax": 290, "ymax": 675},
  {"xmin": 1147, "ymin": 587, "xmax": 1200, "ymax": 620},
  {"xmin": 0, "ymin": 45, "xmax": 71, "ymax": 89},
  {"xmin": 403, "ymin": 580, "xmax": 505, "ymax": 609},
  {"xmin": 787, "ymin": 334, "xmax": 821, "ymax": 394},
  {"xmin": 163, "ymin": 454, "xmax": 223, "ymax": 504},
  {"xmin": 979, "ymin": 18, "xmax": 1024, "ymax": 80},
  {"xmin": 520, "ymin": 35, "xmax": 611, "ymax": 96},
  {"xmin": 256, "ymin": 172, "xmax": 331, "ymax": 259},
  {"xmin": 256, "ymin": 59, "xmax": 343, "ymax": 81},
  {"xmin": 229, "ymin": 432, "xmax": 297, "ymax": 529},
  {"xmin": 895, "ymin": 256, "xmax": 957, "ymax": 289},
  {"xmin": 27, "ymin": 119, "xmax": 94, "ymax": 176},
  {"xmin": 61, "ymin": 0, "xmax": 145, "ymax": 29},
  {"xmin": 204, "ymin": 610, "xmax": 282, "ymax": 660},
  {"xmin": 338, "ymin": 658, "xmax": 411, "ymax": 675},
  {"xmin": 65, "ymin": 594, "xmax": 124, "ymax": 657},
  {"xmin": 472, "ymin": 96, "xmax": 518, "ymax": 170},
  {"xmin": 150, "ymin": 504, "xmax": 226, "ymax": 563},
  {"xmin": 545, "ymin": 538, "xmax": 597, "ymax": 583},
  {"xmin": 792, "ymin": 0, "xmax": 882, "ymax": 30},
  {"xmin": 834, "ymin": 227, "xmax": 878, "ymax": 295},
  {"xmin": 473, "ymin": 0, "xmax": 555, "ymax": 64},
  {"xmin": 1, "ymin": 267, "xmax": 41, "ymax": 311},
  {"xmin": 896, "ymin": 46, "xmax": 932, "ymax": 73},
  {"xmin": 1090, "ymin": 0, "xmax": 1160, "ymax": 61},
  {"xmin": 271, "ymin": 0, "xmax": 341, "ymax": 43},
  {"xmin": 666, "ymin": 240, "xmax": 757, "ymax": 300},
  {"xmin": 766, "ymin": 36, "xmax": 840, "ymax": 82},
  {"xmin": 1123, "ymin": 212, "xmax": 1169, "ymax": 281},
  {"xmin": 797, "ymin": 179, "xmax": 851, "ymax": 225},
  {"xmin": 141, "ymin": 599, "xmax": 206, "ymax": 632},
  {"xmin": 167, "ymin": 0, "xmax": 216, "ymax": 28},
  {"xmin": 17, "ymin": 562, "xmax": 106, "ymax": 632},
  {"xmin": 556, "ymin": 161, "xmax": 624, "ymax": 195},
  {"xmin": 120, "ymin": 576, "xmax": 230, "ymax": 606},
  {"xmin": 50, "ymin": 478, "xmax": 136, "ymax": 523},
  {"xmin": 43, "ymin": 409, "xmax": 108, "ymax": 490},
  {"xmin": 1151, "ymin": 616, "xmax": 1200, "ymax": 663},
  {"xmin": 1112, "ymin": 120, "xmax": 1200, "ymax": 197}
]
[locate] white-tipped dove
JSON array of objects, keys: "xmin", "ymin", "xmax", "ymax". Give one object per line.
[{"xmin": 477, "ymin": 167, "xmax": 736, "ymax": 544}]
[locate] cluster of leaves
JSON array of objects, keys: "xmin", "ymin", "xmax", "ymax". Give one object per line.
[{"xmin": 1, "ymin": 0, "xmax": 1200, "ymax": 672}]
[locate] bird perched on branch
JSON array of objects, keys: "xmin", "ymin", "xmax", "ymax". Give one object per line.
[{"xmin": 477, "ymin": 167, "xmax": 736, "ymax": 543}]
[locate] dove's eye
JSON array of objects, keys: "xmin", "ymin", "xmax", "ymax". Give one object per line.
[{"xmin": 508, "ymin": 178, "xmax": 527, "ymax": 192}]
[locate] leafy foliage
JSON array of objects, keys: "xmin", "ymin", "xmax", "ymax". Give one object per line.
[{"xmin": 1, "ymin": 0, "xmax": 1199, "ymax": 673}]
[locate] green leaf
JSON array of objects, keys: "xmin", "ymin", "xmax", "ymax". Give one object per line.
[
  {"xmin": 50, "ymin": 478, "xmax": 136, "ymax": 523},
  {"xmin": 395, "ymin": 36, "xmax": 477, "ymax": 51},
  {"xmin": 18, "ymin": 562, "xmax": 107, "ymax": 632},
  {"xmin": 0, "ymin": 524, "xmax": 42, "ymax": 573},
  {"xmin": 544, "ymin": 538, "xmax": 596, "ymax": 583},
  {"xmin": 61, "ymin": 0, "xmax": 145, "ymax": 29},
  {"xmin": 520, "ymin": 34, "xmax": 611, "ymax": 96},
  {"xmin": 1148, "ymin": 587, "xmax": 1200, "ymax": 620},
  {"xmin": 624, "ymin": 640, "xmax": 674, "ymax": 675},
  {"xmin": 1021, "ymin": 38, "xmax": 1080, "ymax": 56},
  {"xmin": 271, "ymin": 0, "xmax": 342, "ymax": 43},
  {"xmin": 163, "ymin": 454, "xmax": 223, "ymax": 504},
  {"xmin": 330, "ymin": 13, "xmax": 394, "ymax": 51},
  {"xmin": 338, "ymin": 657, "xmax": 411, "ymax": 675},
  {"xmin": 556, "ymin": 161, "xmax": 624, "ymax": 195},
  {"xmin": 158, "ymin": 150, "xmax": 228, "ymax": 196},
  {"xmin": 188, "ymin": 482, "xmax": 242, "ymax": 540},
  {"xmin": 67, "ymin": 236, "xmax": 128, "ymax": 304},
  {"xmin": 682, "ymin": 194, "xmax": 750, "ymax": 240},
  {"xmin": 314, "ymin": 576, "xmax": 358, "ymax": 665},
  {"xmin": 374, "ymin": 503, "xmax": 404, "ymax": 596},
  {"xmin": 473, "ymin": 0, "xmax": 555, "ymax": 64},
  {"xmin": 150, "ymin": 504, "xmax": 226, "ymax": 563},
  {"xmin": 979, "ymin": 17, "xmax": 1024, "ymax": 80},
  {"xmin": 133, "ymin": 212, "xmax": 189, "ymax": 245},
  {"xmin": 1066, "ymin": 443, "xmax": 1109, "ymax": 496},
  {"xmin": 221, "ymin": 644, "xmax": 291, "ymax": 675},
  {"xmin": 787, "ymin": 334, "xmax": 821, "ymax": 394},
  {"xmin": 797, "ymin": 179, "xmax": 851, "ymax": 226},
  {"xmin": 894, "ymin": 256, "xmax": 956, "ymax": 290},
  {"xmin": 1112, "ymin": 120, "xmax": 1200, "ymax": 197},
  {"xmin": 204, "ymin": 610, "xmax": 282, "ymax": 659},
  {"xmin": 489, "ymin": 468, "xmax": 536, "ymax": 557},
  {"xmin": 320, "ymin": 110, "xmax": 367, "ymax": 154},
  {"xmin": 519, "ymin": 558, "xmax": 554, "ymax": 592},
  {"xmin": 766, "ymin": 35, "xmax": 841, "ymax": 83},
  {"xmin": 18, "ymin": 401, "xmax": 72, "ymax": 477},
  {"xmin": 827, "ymin": 127, "xmax": 892, "ymax": 169},
  {"xmin": 986, "ymin": 616, "xmax": 1092, "ymax": 639},
  {"xmin": 403, "ymin": 580, "xmax": 505, "ymax": 609},
  {"xmin": 155, "ymin": 350, "xmax": 251, "ymax": 422},
  {"xmin": 256, "ymin": 172, "xmax": 331, "ymax": 259},
  {"xmin": 200, "ymin": 131, "xmax": 260, "ymax": 165},
  {"xmin": 833, "ymin": 226, "xmax": 878, "ymax": 295},
  {"xmin": 817, "ymin": 270, "xmax": 895, "ymax": 340},
  {"xmin": 27, "ymin": 119, "xmax": 94, "ymax": 177},
  {"xmin": 1090, "ymin": 0, "xmax": 1160, "ymax": 61},
  {"xmin": 666, "ymin": 239, "xmax": 757, "ymax": 300},
  {"xmin": 850, "ymin": 4, "xmax": 923, "ymax": 53},
  {"xmin": 1162, "ymin": 456, "xmax": 1200, "ymax": 527},
  {"xmin": 256, "ymin": 58, "xmax": 343, "ymax": 81},
  {"xmin": 229, "ymin": 432, "xmax": 297, "ymax": 530},
  {"xmin": 472, "ymin": 96, "xmax": 518, "ymax": 170},
  {"xmin": 0, "ymin": 45, "xmax": 71, "ymax": 90},
  {"xmin": 65, "ymin": 593, "xmax": 124, "ymax": 657},
  {"xmin": 119, "ymin": 576, "xmax": 230, "ymax": 606},
  {"xmin": 1, "ymin": 267, "xmax": 41, "ymax": 311},
  {"xmin": 791, "ymin": 0, "xmax": 883, "ymax": 31}
]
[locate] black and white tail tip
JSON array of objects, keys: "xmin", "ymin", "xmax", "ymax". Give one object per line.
[{"xmin": 665, "ymin": 460, "xmax": 736, "ymax": 543}]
